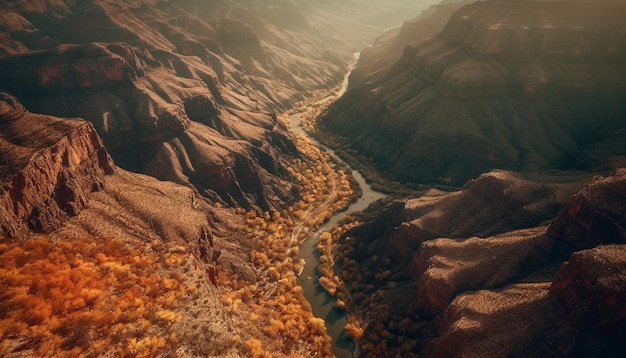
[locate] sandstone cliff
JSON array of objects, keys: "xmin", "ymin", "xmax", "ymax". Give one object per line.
[
  {"xmin": 321, "ymin": 0, "xmax": 626, "ymax": 185},
  {"xmin": 334, "ymin": 168, "xmax": 626, "ymax": 356},
  {"xmin": 0, "ymin": 92, "xmax": 114, "ymax": 240}
]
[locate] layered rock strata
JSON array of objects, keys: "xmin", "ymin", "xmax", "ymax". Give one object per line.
[
  {"xmin": 0, "ymin": 92, "xmax": 114, "ymax": 240},
  {"xmin": 321, "ymin": 0, "xmax": 626, "ymax": 185},
  {"xmin": 0, "ymin": 0, "xmax": 433, "ymax": 210},
  {"xmin": 334, "ymin": 169, "xmax": 626, "ymax": 356}
]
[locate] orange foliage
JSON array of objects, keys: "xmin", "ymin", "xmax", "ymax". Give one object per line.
[
  {"xmin": 0, "ymin": 237, "xmax": 185, "ymax": 357},
  {"xmin": 218, "ymin": 113, "xmax": 361, "ymax": 356}
]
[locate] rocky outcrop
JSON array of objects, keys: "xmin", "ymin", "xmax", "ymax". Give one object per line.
[
  {"xmin": 335, "ymin": 168, "xmax": 626, "ymax": 356},
  {"xmin": 547, "ymin": 170, "xmax": 626, "ymax": 349},
  {"xmin": 547, "ymin": 169, "xmax": 626, "ymax": 250},
  {"xmin": 410, "ymin": 227, "xmax": 553, "ymax": 317},
  {"xmin": 322, "ymin": 0, "xmax": 626, "ymax": 185},
  {"xmin": 427, "ymin": 282, "xmax": 576, "ymax": 358},
  {"xmin": 551, "ymin": 244, "xmax": 626, "ymax": 335},
  {"xmin": 0, "ymin": 93, "xmax": 114, "ymax": 240},
  {"xmin": 422, "ymin": 169, "xmax": 626, "ymax": 356},
  {"xmin": 345, "ymin": 170, "xmax": 580, "ymax": 273}
]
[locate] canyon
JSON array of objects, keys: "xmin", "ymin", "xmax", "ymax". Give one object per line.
[
  {"xmin": 0, "ymin": 0, "xmax": 436, "ymax": 356},
  {"xmin": 311, "ymin": 0, "xmax": 626, "ymax": 357},
  {"xmin": 1, "ymin": 0, "xmax": 625, "ymax": 357},
  {"xmin": 321, "ymin": 0, "xmax": 626, "ymax": 186}
]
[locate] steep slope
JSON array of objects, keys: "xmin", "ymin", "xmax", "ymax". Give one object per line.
[
  {"xmin": 0, "ymin": 0, "xmax": 434, "ymax": 210},
  {"xmin": 321, "ymin": 0, "xmax": 626, "ymax": 185},
  {"xmin": 0, "ymin": 92, "xmax": 114, "ymax": 240},
  {"xmin": 0, "ymin": 83, "xmax": 347, "ymax": 357},
  {"xmin": 0, "ymin": 1, "xmax": 448, "ymax": 356},
  {"xmin": 331, "ymin": 169, "xmax": 626, "ymax": 357},
  {"xmin": 349, "ymin": 0, "xmax": 473, "ymax": 86},
  {"xmin": 0, "ymin": 92, "xmax": 242, "ymax": 356}
]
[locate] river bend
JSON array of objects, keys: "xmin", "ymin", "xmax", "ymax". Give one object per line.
[{"xmin": 290, "ymin": 55, "xmax": 387, "ymax": 357}]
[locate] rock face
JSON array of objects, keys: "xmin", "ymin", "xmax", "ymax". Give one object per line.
[
  {"xmin": 0, "ymin": 93, "xmax": 114, "ymax": 240},
  {"xmin": 321, "ymin": 0, "xmax": 626, "ymax": 185},
  {"xmin": 0, "ymin": 0, "xmax": 432, "ymax": 210},
  {"xmin": 348, "ymin": 170, "xmax": 580, "ymax": 273},
  {"xmin": 551, "ymin": 245, "xmax": 626, "ymax": 336},
  {"xmin": 334, "ymin": 169, "xmax": 626, "ymax": 356},
  {"xmin": 0, "ymin": 29, "xmax": 298, "ymax": 210},
  {"xmin": 548, "ymin": 169, "xmax": 626, "ymax": 250}
]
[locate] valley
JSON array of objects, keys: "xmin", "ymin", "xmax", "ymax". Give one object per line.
[
  {"xmin": 1, "ymin": 0, "xmax": 626, "ymax": 357},
  {"xmin": 288, "ymin": 63, "xmax": 388, "ymax": 357}
]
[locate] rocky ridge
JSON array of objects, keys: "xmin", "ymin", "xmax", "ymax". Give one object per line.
[
  {"xmin": 0, "ymin": 92, "xmax": 114, "ymax": 240},
  {"xmin": 321, "ymin": 0, "xmax": 626, "ymax": 185},
  {"xmin": 334, "ymin": 169, "xmax": 626, "ymax": 356},
  {"xmin": 0, "ymin": 0, "xmax": 431, "ymax": 211}
]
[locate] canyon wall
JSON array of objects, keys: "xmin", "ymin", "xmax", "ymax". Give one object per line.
[
  {"xmin": 321, "ymin": 0, "xmax": 626, "ymax": 185},
  {"xmin": 335, "ymin": 169, "xmax": 626, "ymax": 356},
  {"xmin": 0, "ymin": 0, "xmax": 432, "ymax": 211},
  {"xmin": 0, "ymin": 92, "xmax": 114, "ymax": 240},
  {"xmin": 322, "ymin": 2, "xmax": 626, "ymax": 355}
]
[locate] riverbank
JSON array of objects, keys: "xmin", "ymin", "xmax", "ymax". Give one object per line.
[
  {"xmin": 284, "ymin": 53, "xmax": 388, "ymax": 357},
  {"xmin": 291, "ymin": 110, "xmax": 387, "ymax": 357}
]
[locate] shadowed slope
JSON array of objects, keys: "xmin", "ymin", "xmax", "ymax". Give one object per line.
[{"xmin": 321, "ymin": 0, "xmax": 626, "ymax": 185}]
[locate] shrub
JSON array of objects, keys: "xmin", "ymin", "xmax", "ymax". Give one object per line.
[{"xmin": 0, "ymin": 236, "xmax": 187, "ymax": 356}]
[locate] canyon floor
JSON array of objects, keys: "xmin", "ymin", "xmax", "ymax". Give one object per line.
[{"xmin": 1, "ymin": 0, "xmax": 626, "ymax": 357}]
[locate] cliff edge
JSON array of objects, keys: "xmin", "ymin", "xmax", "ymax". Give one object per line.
[{"xmin": 0, "ymin": 92, "xmax": 114, "ymax": 239}]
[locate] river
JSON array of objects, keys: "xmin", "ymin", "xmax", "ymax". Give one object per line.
[{"xmin": 290, "ymin": 54, "xmax": 387, "ymax": 358}]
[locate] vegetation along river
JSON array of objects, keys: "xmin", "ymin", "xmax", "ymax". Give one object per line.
[{"xmin": 290, "ymin": 54, "xmax": 387, "ymax": 358}]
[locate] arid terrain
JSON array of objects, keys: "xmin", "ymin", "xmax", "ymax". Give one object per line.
[
  {"xmin": 1, "ymin": 0, "xmax": 625, "ymax": 357},
  {"xmin": 312, "ymin": 0, "xmax": 626, "ymax": 357}
]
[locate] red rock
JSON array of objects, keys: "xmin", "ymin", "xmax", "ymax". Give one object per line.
[
  {"xmin": 0, "ymin": 93, "xmax": 114, "ymax": 240},
  {"xmin": 551, "ymin": 244, "xmax": 626, "ymax": 334},
  {"xmin": 548, "ymin": 169, "xmax": 626, "ymax": 249}
]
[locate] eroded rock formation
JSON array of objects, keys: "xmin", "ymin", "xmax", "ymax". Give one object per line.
[
  {"xmin": 551, "ymin": 244, "xmax": 626, "ymax": 336},
  {"xmin": 0, "ymin": 0, "xmax": 432, "ymax": 210},
  {"xmin": 335, "ymin": 168, "xmax": 626, "ymax": 356},
  {"xmin": 321, "ymin": 0, "xmax": 626, "ymax": 185},
  {"xmin": 548, "ymin": 169, "xmax": 626, "ymax": 250},
  {"xmin": 0, "ymin": 93, "xmax": 114, "ymax": 240}
]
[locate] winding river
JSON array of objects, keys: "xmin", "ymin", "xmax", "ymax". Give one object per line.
[{"xmin": 290, "ymin": 55, "xmax": 387, "ymax": 358}]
